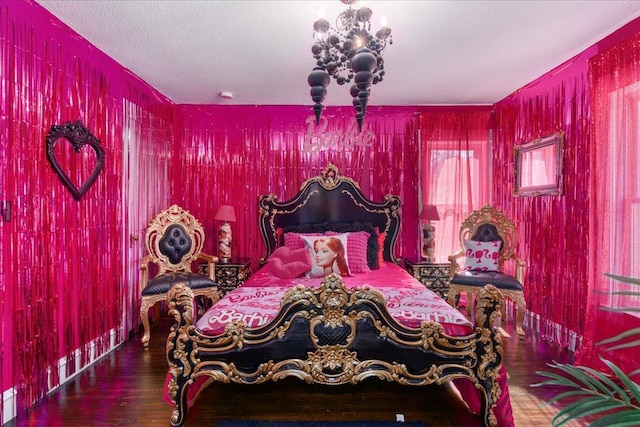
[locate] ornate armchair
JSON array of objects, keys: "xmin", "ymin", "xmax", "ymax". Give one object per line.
[
  {"xmin": 447, "ymin": 204, "xmax": 526, "ymax": 336},
  {"xmin": 139, "ymin": 204, "xmax": 219, "ymax": 347}
]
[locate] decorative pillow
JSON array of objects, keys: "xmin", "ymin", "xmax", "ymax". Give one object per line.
[
  {"xmin": 326, "ymin": 231, "xmax": 370, "ymax": 274},
  {"xmin": 283, "ymin": 232, "xmax": 322, "ymax": 250},
  {"xmin": 266, "ymin": 246, "xmax": 312, "ymax": 279},
  {"xmin": 463, "ymin": 240, "xmax": 500, "ymax": 272},
  {"xmin": 282, "ymin": 222, "xmax": 380, "ymax": 269},
  {"xmin": 377, "ymin": 232, "xmax": 387, "ymax": 266},
  {"xmin": 299, "ymin": 233, "xmax": 351, "ymax": 278}
]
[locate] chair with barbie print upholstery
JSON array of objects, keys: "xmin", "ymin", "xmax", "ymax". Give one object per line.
[
  {"xmin": 447, "ymin": 204, "xmax": 527, "ymax": 336},
  {"xmin": 139, "ymin": 204, "xmax": 219, "ymax": 347}
]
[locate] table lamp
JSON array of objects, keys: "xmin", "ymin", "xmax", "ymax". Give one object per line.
[
  {"xmin": 419, "ymin": 204, "xmax": 440, "ymax": 262},
  {"xmin": 214, "ymin": 204, "xmax": 236, "ymax": 261}
]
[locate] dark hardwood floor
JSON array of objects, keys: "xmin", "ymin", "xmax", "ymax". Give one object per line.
[{"xmin": 6, "ymin": 316, "xmax": 586, "ymax": 427}]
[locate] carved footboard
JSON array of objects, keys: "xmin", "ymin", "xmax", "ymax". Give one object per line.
[{"xmin": 166, "ymin": 275, "xmax": 505, "ymax": 427}]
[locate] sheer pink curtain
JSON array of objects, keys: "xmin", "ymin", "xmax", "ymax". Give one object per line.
[
  {"xmin": 418, "ymin": 109, "xmax": 492, "ymax": 262},
  {"xmin": 577, "ymin": 31, "xmax": 640, "ymax": 376}
]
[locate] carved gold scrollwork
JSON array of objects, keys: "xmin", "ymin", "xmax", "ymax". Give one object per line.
[{"xmin": 166, "ymin": 274, "xmax": 505, "ymax": 427}]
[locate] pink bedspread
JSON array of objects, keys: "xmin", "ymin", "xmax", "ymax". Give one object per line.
[
  {"xmin": 166, "ymin": 262, "xmax": 514, "ymax": 426},
  {"xmin": 196, "ymin": 263, "xmax": 472, "ymax": 336}
]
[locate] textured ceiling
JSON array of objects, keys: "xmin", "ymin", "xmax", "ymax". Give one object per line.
[{"xmin": 35, "ymin": 0, "xmax": 640, "ymax": 107}]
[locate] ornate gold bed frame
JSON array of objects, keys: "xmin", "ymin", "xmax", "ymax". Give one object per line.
[{"xmin": 165, "ymin": 165, "xmax": 508, "ymax": 427}]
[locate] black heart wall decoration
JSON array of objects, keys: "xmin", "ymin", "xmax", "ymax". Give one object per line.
[{"xmin": 45, "ymin": 120, "xmax": 105, "ymax": 200}]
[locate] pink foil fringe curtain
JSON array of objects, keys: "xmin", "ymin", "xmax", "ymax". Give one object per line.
[
  {"xmin": 0, "ymin": 0, "xmax": 172, "ymax": 415},
  {"xmin": 493, "ymin": 48, "xmax": 593, "ymax": 350},
  {"xmin": 171, "ymin": 105, "xmax": 421, "ymax": 267},
  {"xmin": 576, "ymin": 31, "xmax": 640, "ymax": 376}
]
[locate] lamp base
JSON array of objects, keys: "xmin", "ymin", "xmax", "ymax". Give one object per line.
[
  {"xmin": 218, "ymin": 222, "xmax": 232, "ymax": 260},
  {"xmin": 421, "ymin": 222, "xmax": 436, "ymax": 262}
]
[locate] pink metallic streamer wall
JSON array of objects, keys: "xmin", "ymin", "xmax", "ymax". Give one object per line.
[
  {"xmin": 0, "ymin": 0, "xmax": 173, "ymax": 415},
  {"xmin": 171, "ymin": 105, "xmax": 420, "ymax": 268},
  {"xmin": 493, "ymin": 52, "xmax": 592, "ymax": 348}
]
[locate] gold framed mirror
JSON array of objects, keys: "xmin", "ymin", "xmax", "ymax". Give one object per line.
[{"xmin": 514, "ymin": 132, "xmax": 564, "ymax": 197}]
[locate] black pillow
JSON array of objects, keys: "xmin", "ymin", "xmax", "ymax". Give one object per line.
[{"xmin": 281, "ymin": 222, "xmax": 380, "ymax": 269}]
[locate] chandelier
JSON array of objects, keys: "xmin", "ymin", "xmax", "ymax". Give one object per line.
[{"xmin": 308, "ymin": 0, "xmax": 392, "ymax": 131}]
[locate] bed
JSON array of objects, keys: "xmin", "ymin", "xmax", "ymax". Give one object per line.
[{"xmin": 164, "ymin": 164, "xmax": 514, "ymax": 427}]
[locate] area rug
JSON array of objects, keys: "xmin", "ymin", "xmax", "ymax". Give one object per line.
[{"xmin": 218, "ymin": 421, "xmax": 430, "ymax": 427}]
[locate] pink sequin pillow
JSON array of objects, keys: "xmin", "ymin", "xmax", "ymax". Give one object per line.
[
  {"xmin": 267, "ymin": 246, "xmax": 312, "ymax": 279},
  {"xmin": 463, "ymin": 240, "xmax": 500, "ymax": 272},
  {"xmin": 283, "ymin": 232, "xmax": 322, "ymax": 250}
]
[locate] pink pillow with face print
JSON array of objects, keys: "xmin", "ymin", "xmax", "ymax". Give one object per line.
[
  {"xmin": 463, "ymin": 240, "xmax": 500, "ymax": 272},
  {"xmin": 300, "ymin": 234, "xmax": 351, "ymax": 278},
  {"xmin": 325, "ymin": 231, "xmax": 370, "ymax": 274}
]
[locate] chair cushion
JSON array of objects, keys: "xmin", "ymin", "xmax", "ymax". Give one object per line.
[
  {"xmin": 142, "ymin": 272, "xmax": 215, "ymax": 295},
  {"xmin": 451, "ymin": 270, "xmax": 523, "ymax": 290}
]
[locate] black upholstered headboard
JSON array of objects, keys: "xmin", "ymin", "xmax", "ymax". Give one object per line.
[{"xmin": 258, "ymin": 164, "xmax": 401, "ymax": 266}]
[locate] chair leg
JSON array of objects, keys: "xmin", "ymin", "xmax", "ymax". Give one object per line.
[
  {"xmin": 516, "ymin": 296, "xmax": 526, "ymax": 337},
  {"xmin": 447, "ymin": 288, "xmax": 458, "ymax": 309},
  {"xmin": 140, "ymin": 299, "xmax": 152, "ymax": 348},
  {"xmin": 466, "ymin": 291, "xmax": 474, "ymax": 318}
]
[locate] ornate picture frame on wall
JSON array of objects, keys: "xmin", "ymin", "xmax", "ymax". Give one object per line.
[
  {"xmin": 45, "ymin": 120, "xmax": 105, "ymax": 200},
  {"xmin": 513, "ymin": 132, "xmax": 564, "ymax": 197}
]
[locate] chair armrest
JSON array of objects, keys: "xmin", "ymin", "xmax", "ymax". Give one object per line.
[
  {"xmin": 197, "ymin": 252, "xmax": 219, "ymax": 281},
  {"xmin": 515, "ymin": 257, "xmax": 526, "ymax": 287},
  {"xmin": 448, "ymin": 250, "xmax": 464, "ymax": 279},
  {"xmin": 139, "ymin": 255, "xmax": 153, "ymax": 294}
]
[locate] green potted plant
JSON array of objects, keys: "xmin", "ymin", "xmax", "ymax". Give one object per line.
[{"xmin": 534, "ymin": 273, "xmax": 640, "ymax": 426}]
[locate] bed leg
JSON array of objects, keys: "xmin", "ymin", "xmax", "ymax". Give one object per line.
[
  {"xmin": 166, "ymin": 283, "xmax": 196, "ymax": 427},
  {"xmin": 474, "ymin": 285, "xmax": 506, "ymax": 427}
]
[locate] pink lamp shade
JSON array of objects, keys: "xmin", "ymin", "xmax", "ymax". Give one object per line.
[
  {"xmin": 419, "ymin": 204, "xmax": 440, "ymax": 221},
  {"xmin": 214, "ymin": 205, "xmax": 236, "ymax": 222}
]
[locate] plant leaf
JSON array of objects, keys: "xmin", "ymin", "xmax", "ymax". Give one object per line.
[
  {"xmin": 601, "ymin": 357, "xmax": 640, "ymax": 404},
  {"xmin": 587, "ymin": 409, "xmax": 640, "ymax": 427},
  {"xmin": 604, "ymin": 272, "xmax": 640, "ymax": 286},
  {"xmin": 550, "ymin": 363, "xmax": 616, "ymax": 396},
  {"xmin": 598, "ymin": 327, "xmax": 640, "ymax": 346},
  {"xmin": 603, "ymin": 339, "xmax": 640, "ymax": 352},
  {"xmin": 553, "ymin": 399, "xmax": 625, "ymax": 425},
  {"xmin": 600, "ymin": 307, "xmax": 640, "ymax": 313}
]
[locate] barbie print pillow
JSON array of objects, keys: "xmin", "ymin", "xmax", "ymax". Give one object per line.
[{"xmin": 300, "ymin": 233, "xmax": 351, "ymax": 278}]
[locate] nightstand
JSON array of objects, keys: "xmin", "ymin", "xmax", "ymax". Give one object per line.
[
  {"xmin": 403, "ymin": 259, "xmax": 451, "ymax": 300},
  {"xmin": 198, "ymin": 257, "xmax": 252, "ymax": 296}
]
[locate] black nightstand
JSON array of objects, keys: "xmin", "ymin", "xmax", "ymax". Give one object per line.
[
  {"xmin": 198, "ymin": 257, "xmax": 252, "ymax": 296},
  {"xmin": 403, "ymin": 259, "xmax": 451, "ymax": 300}
]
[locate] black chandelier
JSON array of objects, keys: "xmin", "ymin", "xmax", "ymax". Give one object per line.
[{"xmin": 308, "ymin": 0, "xmax": 392, "ymax": 131}]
